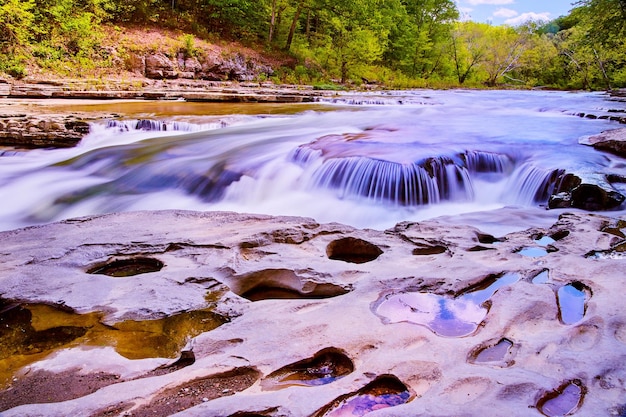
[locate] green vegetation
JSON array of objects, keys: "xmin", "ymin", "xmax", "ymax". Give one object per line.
[{"xmin": 0, "ymin": 0, "xmax": 624, "ymax": 89}]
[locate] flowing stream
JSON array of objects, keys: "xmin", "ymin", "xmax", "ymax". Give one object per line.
[{"xmin": 1, "ymin": 89, "xmax": 626, "ymax": 234}]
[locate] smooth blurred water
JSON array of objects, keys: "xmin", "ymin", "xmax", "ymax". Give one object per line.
[{"xmin": 1, "ymin": 89, "xmax": 625, "ymax": 233}]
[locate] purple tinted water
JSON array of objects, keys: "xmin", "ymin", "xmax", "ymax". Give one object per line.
[{"xmin": 1, "ymin": 90, "xmax": 625, "ymax": 232}]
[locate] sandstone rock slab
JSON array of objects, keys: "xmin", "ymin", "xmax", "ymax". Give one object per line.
[{"xmin": 0, "ymin": 210, "xmax": 625, "ymax": 416}]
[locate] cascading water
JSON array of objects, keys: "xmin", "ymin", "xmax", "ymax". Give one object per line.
[
  {"xmin": 1, "ymin": 90, "xmax": 625, "ymax": 234},
  {"xmin": 504, "ymin": 164, "xmax": 565, "ymax": 205}
]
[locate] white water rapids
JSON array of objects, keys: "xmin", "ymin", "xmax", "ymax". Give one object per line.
[{"xmin": 1, "ymin": 89, "xmax": 625, "ymax": 235}]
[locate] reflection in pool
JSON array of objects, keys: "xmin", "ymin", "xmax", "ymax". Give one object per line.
[{"xmin": 374, "ymin": 273, "xmax": 519, "ymax": 337}]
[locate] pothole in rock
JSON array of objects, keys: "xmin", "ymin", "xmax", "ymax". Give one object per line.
[
  {"xmin": 140, "ymin": 350, "xmax": 196, "ymax": 378},
  {"xmin": 326, "ymin": 237, "xmax": 383, "ymax": 264},
  {"xmin": 532, "ymin": 270, "xmax": 550, "ymax": 284},
  {"xmin": 229, "ymin": 269, "xmax": 350, "ymax": 301},
  {"xmin": 311, "ymin": 375, "xmax": 412, "ymax": 417},
  {"xmin": 87, "ymin": 257, "xmax": 164, "ymax": 277},
  {"xmin": 468, "ymin": 245, "xmax": 496, "ymax": 252},
  {"xmin": 557, "ymin": 282, "xmax": 590, "ymax": 325},
  {"xmin": 0, "ymin": 300, "xmax": 226, "ymax": 387},
  {"xmin": 0, "ymin": 368, "xmax": 120, "ymax": 412},
  {"xmin": 131, "ymin": 367, "xmax": 260, "ymax": 417},
  {"xmin": 468, "ymin": 338, "xmax": 516, "ymax": 367},
  {"xmin": 412, "ymin": 243, "xmax": 447, "ymax": 255},
  {"xmin": 261, "ymin": 348, "xmax": 354, "ymax": 390},
  {"xmin": 537, "ymin": 380, "xmax": 585, "ymax": 417},
  {"xmin": 601, "ymin": 219, "xmax": 626, "ymax": 238},
  {"xmin": 518, "ymin": 232, "xmax": 567, "ymax": 258},
  {"xmin": 516, "ymin": 246, "xmax": 557, "ymax": 258},
  {"xmin": 585, "ymin": 240, "xmax": 626, "ymax": 259},
  {"xmin": 535, "ymin": 236, "xmax": 556, "ymax": 246},
  {"xmin": 373, "ymin": 272, "xmax": 520, "ymax": 337},
  {"xmin": 476, "ymin": 233, "xmax": 501, "ymax": 244}
]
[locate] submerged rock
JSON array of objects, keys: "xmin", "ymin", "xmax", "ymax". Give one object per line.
[{"xmin": 0, "ymin": 210, "xmax": 624, "ymax": 416}]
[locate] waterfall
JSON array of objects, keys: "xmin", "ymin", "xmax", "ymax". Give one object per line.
[
  {"xmin": 463, "ymin": 150, "xmax": 514, "ymax": 174},
  {"xmin": 505, "ymin": 164, "xmax": 564, "ymax": 205},
  {"xmin": 105, "ymin": 119, "xmax": 229, "ymax": 133},
  {"xmin": 304, "ymin": 156, "xmax": 475, "ymax": 206}
]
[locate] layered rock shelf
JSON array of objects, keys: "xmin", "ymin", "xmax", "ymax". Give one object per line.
[
  {"xmin": 0, "ymin": 210, "xmax": 625, "ymax": 416},
  {"xmin": 0, "ymin": 79, "xmax": 327, "ymax": 102},
  {"xmin": 0, "ymin": 79, "xmax": 337, "ymax": 148}
]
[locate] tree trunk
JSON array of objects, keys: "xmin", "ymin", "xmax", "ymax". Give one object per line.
[
  {"xmin": 593, "ymin": 48, "xmax": 612, "ymax": 91},
  {"xmin": 305, "ymin": 9, "xmax": 311, "ymax": 39},
  {"xmin": 268, "ymin": 0, "xmax": 277, "ymax": 43},
  {"xmin": 285, "ymin": 0, "xmax": 305, "ymax": 51}
]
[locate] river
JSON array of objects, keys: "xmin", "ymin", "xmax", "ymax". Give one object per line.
[{"xmin": 1, "ymin": 89, "xmax": 625, "ymax": 235}]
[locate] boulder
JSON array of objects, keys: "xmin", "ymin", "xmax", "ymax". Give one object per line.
[
  {"xmin": 145, "ymin": 53, "xmax": 178, "ymax": 79},
  {"xmin": 548, "ymin": 171, "xmax": 625, "ymax": 210},
  {"xmin": 583, "ymin": 127, "xmax": 626, "ymax": 158}
]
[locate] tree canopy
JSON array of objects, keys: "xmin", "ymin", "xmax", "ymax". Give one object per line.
[{"xmin": 0, "ymin": 0, "xmax": 624, "ymax": 89}]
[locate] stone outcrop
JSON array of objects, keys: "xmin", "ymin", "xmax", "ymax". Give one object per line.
[
  {"xmin": 140, "ymin": 51, "xmax": 273, "ymax": 81},
  {"xmin": 583, "ymin": 127, "xmax": 626, "ymax": 158},
  {"xmin": 145, "ymin": 53, "xmax": 178, "ymax": 79},
  {"xmin": 0, "ymin": 114, "xmax": 92, "ymax": 148},
  {"xmin": 548, "ymin": 171, "xmax": 625, "ymax": 211},
  {"xmin": 0, "ymin": 210, "xmax": 625, "ymax": 416}
]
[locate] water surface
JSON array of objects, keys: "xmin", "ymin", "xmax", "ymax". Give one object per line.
[{"xmin": 1, "ymin": 90, "xmax": 625, "ymax": 232}]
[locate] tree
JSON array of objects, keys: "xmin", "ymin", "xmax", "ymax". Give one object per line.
[
  {"xmin": 449, "ymin": 21, "xmax": 488, "ymax": 84},
  {"xmin": 480, "ymin": 25, "xmax": 530, "ymax": 86}
]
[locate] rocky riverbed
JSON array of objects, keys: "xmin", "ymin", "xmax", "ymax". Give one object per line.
[
  {"xmin": 0, "ymin": 210, "xmax": 625, "ymax": 416},
  {"xmin": 0, "ymin": 79, "xmax": 338, "ymax": 149}
]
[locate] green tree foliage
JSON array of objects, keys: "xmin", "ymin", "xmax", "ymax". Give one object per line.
[
  {"xmin": 0, "ymin": 0, "xmax": 624, "ymax": 89},
  {"xmin": 450, "ymin": 21, "xmax": 488, "ymax": 84},
  {"xmin": 0, "ymin": 0, "xmax": 34, "ymax": 51}
]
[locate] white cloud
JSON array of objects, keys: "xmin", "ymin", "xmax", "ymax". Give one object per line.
[
  {"xmin": 493, "ymin": 8, "xmax": 518, "ymax": 18},
  {"xmin": 504, "ymin": 12, "xmax": 551, "ymax": 25},
  {"xmin": 466, "ymin": 0, "xmax": 514, "ymax": 5}
]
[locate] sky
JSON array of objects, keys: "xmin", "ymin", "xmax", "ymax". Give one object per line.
[{"xmin": 455, "ymin": 0, "xmax": 576, "ymax": 26}]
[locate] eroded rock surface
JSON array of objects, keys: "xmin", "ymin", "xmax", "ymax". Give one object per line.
[{"xmin": 0, "ymin": 210, "xmax": 625, "ymax": 416}]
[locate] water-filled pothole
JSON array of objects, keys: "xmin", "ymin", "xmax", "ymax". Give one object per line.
[
  {"xmin": 312, "ymin": 375, "xmax": 412, "ymax": 417},
  {"xmin": 537, "ymin": 380, "xmax": 585, "ymax": 417},
  {"xmin": 373, "ymin": 273, "xmax": 519, "ymax": 337},
  {"xmin": 519, "ymin": 233, "xmax": 564, "ymax": 258},
  {"xmin": 0, "ymin": 300, "xmax": 226, "ymax": 386},
  {"xmin": 261, "ymin": 348, "xmax": 354, "ymax": 390},
  {"xmin": 326, "ymin": 237, "xmax": 383, "ymax": 264},
  {"xmin": 532, "ymin": 270, "xmax": 550, "ymax": 284},
  {"xmin": 557, "ymin": 282, "xmax": 590, "ymax": 325},
  {"xmin": 535, "ymin": 236, "xmax": 556, "ymax": 246},
  {"xmin": 87, "ymin": 257, "xmax": 164, "ymax": 277},
  {"xmin": 229, "ymin": 269, "xmax": 350, "ymax": 301},
  {"xmin": 517, "ymin": 247, "xmax": 551, "ymax": 257},
  {"xmin": 468, "ymin": 338, "xmax": 515, "ymax": 367}
]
